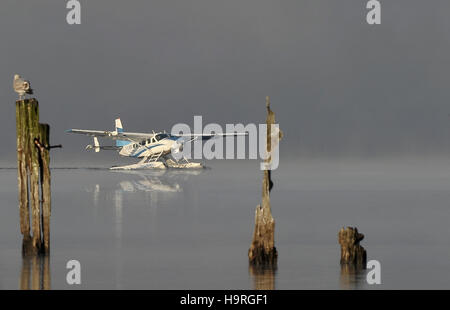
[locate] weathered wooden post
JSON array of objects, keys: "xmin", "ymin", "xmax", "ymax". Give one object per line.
[
  {"xmin": 16, "ymin": 101, "xmax": 31, "ymax": 242},
  {"xmin": 338, "ymin": 227, "xmax": 367, "ymax": 267},
  {"xmin": 248, "ymin": 96, "xmax": 283, "ymax": 266},
  {"xmin": 36, "ymin": 124, "xmax": 51, "ymax": 253},
  {"xmin": 27, "ymin": 100, "xmax": 41, "ymax": 251},
  {"xmin": 16, "ymin": 98, "xmax": 53, "ymax": 255}
]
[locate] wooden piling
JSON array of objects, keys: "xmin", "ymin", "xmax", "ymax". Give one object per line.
[
  {"xmin": 16, "ymin": 101, "xmax": 30, "ymax": 238},
  {"xmin": 248, "ymin": 96, "xmax": 283, "ymax": 266},
  {"xmin": 37, "ymin": 124, "xmax": 51, "ymax": 252},
  {"xmin": 16, "ymin": 98, "xmax": 52, "ymax": 255},
  {"xmin": 26, "ymin": 100, "xmax": 41, "ymax": 251},
  {"xmin": 338, "ymin": 227, "xmax": 367, "ymax": 268}
]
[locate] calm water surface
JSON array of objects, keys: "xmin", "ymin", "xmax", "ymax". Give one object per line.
[{"xmin": 1, "ymin": 159, "xmax": 450, "ymax": 289}]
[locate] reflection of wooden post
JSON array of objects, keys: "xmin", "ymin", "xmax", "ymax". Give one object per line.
[
  {"xmin": 248, "ymin": 96, "xmax": 283, "ymax": 266},
  {"xmin": 16, "ymin": 98, "xmax": 52, "ymax": 255},
  {"xmin": 19, "ymin": 254, "xmax": 50, "ymax": 290},
  {"xmin": 340, "ymin": 264, "xmax": 364, "ymax": 290},
  {"xmin": 31, "ymin": 255, "xmax": 40, "ymax": 290},
  {"xmin": 338, "ymin": 227, "xmax": 367, "ymax": 267},
  {"xmin": 19, "ymin": 256, "xmax": 31, "ymax": 290},
  {"xmin": 249, "ymin": 265, "xmax": 276, "ymax": 290},
  {"xmin": 42, "ymin": 255, "xmax": 51, "ymax": 290}
]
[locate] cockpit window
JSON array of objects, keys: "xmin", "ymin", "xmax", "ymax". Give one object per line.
[{"xmin": 155, "ymin": 133, "xmax": 169, "ymax": 141}]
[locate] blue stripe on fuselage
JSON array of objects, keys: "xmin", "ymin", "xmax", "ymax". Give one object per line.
[
  {"xmin": 115, "ymin": 127, "xmax": 128, "ymax": 147},
  {"xmin": 132, "ymin": 143, "xmax": 163, "ymax": 157}
]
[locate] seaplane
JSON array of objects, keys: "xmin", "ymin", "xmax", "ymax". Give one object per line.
[{"xmin": 67, "ymin": 118, "xmax": 247, "ymax": 170}]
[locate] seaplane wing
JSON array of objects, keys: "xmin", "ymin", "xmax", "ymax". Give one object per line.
[
  {"xmin": 67, "ymin": 129, "xmax": 248, "ymax": 142},
  {"xmin": 66, "ymin": 129, "xmax": 154, "ymax": 142},
  {"xmin": 173, "ymin": 132, "xmax": 248, "ymax": 141}
]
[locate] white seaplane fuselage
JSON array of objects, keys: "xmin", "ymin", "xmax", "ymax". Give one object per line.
[{"xmin": 118, "ymin": 133, "xmax": 178, "ymax": 159}]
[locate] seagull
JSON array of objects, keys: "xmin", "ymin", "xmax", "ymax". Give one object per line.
[{"xmin": 13, "ymin": 74, "xmax": 33, "ymax": 100}]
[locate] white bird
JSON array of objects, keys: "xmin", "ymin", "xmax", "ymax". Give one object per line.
[{"xmin": 13, "ymin": 74, "xmax": 33, "ymax": 100}]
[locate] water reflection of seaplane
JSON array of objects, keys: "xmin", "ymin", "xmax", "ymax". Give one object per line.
[
  {"xmin": 84, "ymin": 170, "xmax": 203, "ymax": 196},
  {"xmin": 67, "ymin": 118, "xmax": 246, "ymax": 170},
  {"xmin": 116, "ymin": 170, "xmax": 185, "ymax": 193}
]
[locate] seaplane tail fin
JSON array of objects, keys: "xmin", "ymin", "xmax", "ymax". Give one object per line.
[
  {"xmin": 115, "ymin": 118, "xmax": 123, "ymax": 133},
  {"xmin": 114, "ymin": 118, "xmax": 129, "ymax": 147}
]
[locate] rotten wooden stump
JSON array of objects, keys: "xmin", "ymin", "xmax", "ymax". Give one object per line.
[
  {"xmin": 16, "ymin": 98, "xmax": 52, "ymax": 255},
  {"xmin": 248, "ymin": 96, "xmax": 283, "ymax": 266},
  {"xmin": 338, "ymin": 227, "xmax": 367, "ymax": 268}
]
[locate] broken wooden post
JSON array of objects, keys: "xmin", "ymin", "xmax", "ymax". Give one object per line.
[
  {"xmin": 248, "ymin": 96, "xmax": 283, "ymax": 266},
  {"xmin": 338, "ymin": 227, "xmax": 367, "ymax": 268},
  {"xmin": 16, "ymin": 98, "xmax": 53, "ymax": 255}
]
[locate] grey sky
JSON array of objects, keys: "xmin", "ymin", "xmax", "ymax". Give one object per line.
[{"xmin": 1, "ymin": 0, "xmax": 450, "ymax": 164}]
